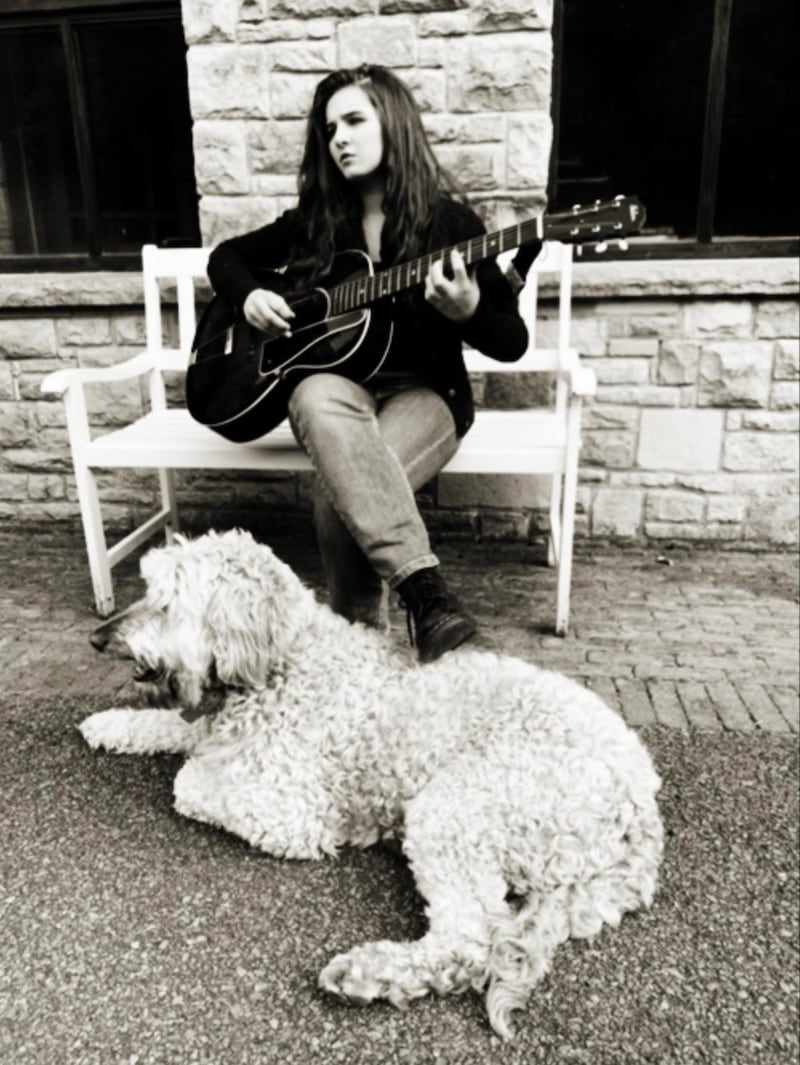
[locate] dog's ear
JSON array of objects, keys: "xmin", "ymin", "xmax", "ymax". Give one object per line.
[{"xmin": 204, "ymin": 556, "xmax": 305, "ymax": 689}]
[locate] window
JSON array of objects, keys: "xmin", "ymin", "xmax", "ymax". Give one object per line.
[
  {"xmin": 550, "ymin": 0, "xmax": 799, "ymax": 257},
  {"xmin": 0, "ymin": 1, "xmax": 200, "ymax": 269}
]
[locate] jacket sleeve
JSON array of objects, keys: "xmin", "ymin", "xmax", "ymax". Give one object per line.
[
  {"xmin": 206, "ymin": 210, "xmax": 299, "ymax": 308},
  {"xmin": 448, "ymin": 203, "xmax": 530, "ymax": 363}
]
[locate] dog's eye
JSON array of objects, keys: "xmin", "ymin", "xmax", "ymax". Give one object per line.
[{"xmin": 133, "ymin": 664, "xmax": 163, "ymax": 683}]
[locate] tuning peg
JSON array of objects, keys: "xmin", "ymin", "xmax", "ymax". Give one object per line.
[
  {"xmin": 594, "ymin": 241, "xmax": 608, "ymax": 253},
  {"xmin": 616, "ymin": 239, "xmax": 629, "ymax": 251}
]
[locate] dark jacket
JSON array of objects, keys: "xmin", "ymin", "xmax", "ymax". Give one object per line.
[{"xmin": 206, "ymin": 195, "xmax": 528, "ymax": 437}]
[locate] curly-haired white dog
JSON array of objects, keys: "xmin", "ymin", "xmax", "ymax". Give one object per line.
[{"xmin": 80, "ymin": 529, "xmax": 663, "ymax": 1039}]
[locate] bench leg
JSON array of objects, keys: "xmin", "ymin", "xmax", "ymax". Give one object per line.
[
  {"xmin": 158, "ymin": 467, "xmax": 179, "ymax": 544},
  {"xmin": 74, "ymin": 461, "xmax": 115, "ymax": 616},
  {"xmin": 555, "ymin": 403, "xmax": 582, "ymax": 637},
  {"xmin": 547, "ymin": 472, "xmax": 562, "ymax": 569}
]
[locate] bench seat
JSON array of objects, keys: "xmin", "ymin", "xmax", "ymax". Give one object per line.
[{"xmin": 41, "ymin": 241, "xmax": 594, "ymax": 633}]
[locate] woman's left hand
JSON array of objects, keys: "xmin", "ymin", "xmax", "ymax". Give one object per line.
[{"xmin": 425, "ymin": 249, "xmax": 480, "ymax": 322}]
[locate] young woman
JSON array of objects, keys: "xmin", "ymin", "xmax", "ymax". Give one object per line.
[{"xmin": 207, "ymin": 65, "xmax": 529, "ymax": 662}]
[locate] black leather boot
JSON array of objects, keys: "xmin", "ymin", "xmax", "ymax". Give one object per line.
[{"xmin": 397, "ymin": 567, "xmax": 477, "ymax": 663}]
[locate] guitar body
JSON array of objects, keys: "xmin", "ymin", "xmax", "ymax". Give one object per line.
[
  {"xmin": 186, "ymin": 250, "xmax": 393, "ymax": 442},
  {"xmin": 186, "ymin": 196, "xmax": 646, "ymax": 442}
]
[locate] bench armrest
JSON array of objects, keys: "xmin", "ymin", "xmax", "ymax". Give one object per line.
[{"xmin": 41, "ymin": 348, "xmax": 187, "ymax": 396}]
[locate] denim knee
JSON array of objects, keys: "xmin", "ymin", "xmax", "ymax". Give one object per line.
[{"xmin": 288, "ymin": 373, "xmax": 375, "ymax": 433}]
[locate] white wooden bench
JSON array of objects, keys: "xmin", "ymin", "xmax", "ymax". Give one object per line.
[{"xmin": 41, "ymin": 241, "xmax": 595, "ymax": 633}]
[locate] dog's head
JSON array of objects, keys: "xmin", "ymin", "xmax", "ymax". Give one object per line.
[{"xmin": 90, "ymin": 529, "xmax": 314, "ymax": 720}]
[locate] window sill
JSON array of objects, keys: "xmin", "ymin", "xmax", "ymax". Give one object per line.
[
  {"xmin": 569, "ymin": 256, "xmax": 799, "ymax": 300},
  {"xmin": 0, "ymin": 258, "xmax": 796, "ymax": 314}
]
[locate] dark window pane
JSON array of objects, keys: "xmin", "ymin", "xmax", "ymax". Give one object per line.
[
  {"xmin": 555, "ymin": 0, "xmax": 715, "ymax": 237},
  {"xmin": 0, "ymin": 29, "xmax": 86, "ymax": 254},
  {"xmin": 78, "ymin": 18, "xmax": 200, "ymax": 252},
  {"xmin": 715, "ymin": 0, "xmax": 799, "ymax": 237}
]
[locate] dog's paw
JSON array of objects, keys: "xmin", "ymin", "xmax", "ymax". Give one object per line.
[
  {"xmin": 319, "ymin": 943, "xmax": 424, "ymax": 1009},
  {"xmin": 319, "ymin": 950, "xmax": 388, "ymax": 1006},
  {"xmin": 78, "ymin": 708, "xmax": 142, "ymax": 752}
]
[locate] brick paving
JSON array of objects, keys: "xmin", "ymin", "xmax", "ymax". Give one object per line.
[{"xmin": 1, "ymin": 525, "xmax": 798, "ymax": 734}]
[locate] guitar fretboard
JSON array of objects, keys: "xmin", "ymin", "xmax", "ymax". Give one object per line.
[{"xmin": 328, "ymin": 216, "xmax": 543, "ymax": 316}]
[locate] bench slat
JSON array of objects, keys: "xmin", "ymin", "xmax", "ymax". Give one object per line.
[{"xmin": 84, "ymin": 409, "xmax": 567, "ymax": 475}]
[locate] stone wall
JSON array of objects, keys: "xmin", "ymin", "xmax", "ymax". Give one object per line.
[
  {"xmin": 181, "ymin": 0, "xmax": 554, "ymax": 245},
  {"xmin": 0, "ymin": 1, "xmax": 798, "ymax": 547}
]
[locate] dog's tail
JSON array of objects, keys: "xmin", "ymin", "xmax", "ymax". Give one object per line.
[{"xmin": 484, "ymin": 803, "xmax": 663, "ymax": 1039}]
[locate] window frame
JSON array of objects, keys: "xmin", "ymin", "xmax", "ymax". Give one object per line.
[
  {"xmin": 0, "ymin": 0, "xmax": 197, "ymax": 271},
  {"xmin": 549, "ymin": 0, "xmax": 799, "ymax": 260}
]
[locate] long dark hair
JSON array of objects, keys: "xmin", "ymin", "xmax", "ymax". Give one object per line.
[{"xmin": 290, "ymin": 65, "xmax": 457, "ymax": 282}]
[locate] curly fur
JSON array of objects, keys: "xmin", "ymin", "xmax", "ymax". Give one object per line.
[{"xmin": 80, "ymin": 528, "xmax": 663, "ymax": 1039}]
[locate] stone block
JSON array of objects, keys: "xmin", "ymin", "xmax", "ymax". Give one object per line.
[
  {"xmin": 723, "ymin": 432, "xmax": 798, "ymax": 472},
  {"xmin": 697, "ymin": 341, "xmax": 772, "ymax": 408},
  {"xmin": 435, "ymin": 146, "xmax": 504, "ymax": 190},
  {"xmin": 0, "ymin": 320, "xmax": 57, "ymax": 359},
  {"xmin": 423, "ymin": 113, "xmax": 506, "ymax": 144},
  {"xmin": 271, "ymin": 73, "xmax": 324, "ymax": 119},
  {"xmin": 506, "ymin": 114, "xmax": 551, "ymax": 190},
  {"xmin": 181, "ymin": 0, "xmax": 238, "ymax": 44},
  {"xmin": 774, "ymin": 339, "xmax": 800, "ymax": 380},
  {"xmin": 743, "ymin": 496, "xmax": 799, "ymax": 545},
  {"xmin": 28, "ymin": 474, "xmax": 65, "ymax": 501},
  {"xmin": 606, "ymin": 338, "xmax": 660, "ymax": 357},
  {"xmin": 188, "ymin": 45, "xmax": 271, "ymax": 119},
  {"xmin": 706, "ymin": 495, "xmax": 747, "ymax": 523},
  {"xmin": 249, "ymin": 120, "xmax": 306, "ymax": 177},
  {"xmin": 55, "ymin": 317, "xmax": 113, "ymax": 347},
  {"xmin": 591, "ymin": 488, "xmax": 642, "ymax": 537},
  {"xmin": 590, "ymin": 358, "xmax": 650, "ymax": 386},
  {"xmin": 473, "ymin": 0, "xmax": 552, "ymax": 32},
  {"xmin": 739, "ymin": 410, "xmax": 799, "ymax": 432},
  {"xmin": 582, "ymin": 404, "xmax": 639, "ymax": 430},
  {"xmin": 658, "ymin": 341, "xmax": 700, "ymax": 385},
  {"xmin": 770, "ymin": 381, "xmax": 800, "ymax": 410},
  {"xmin": 239, "ymin": 17, "xmax": 335, "ymax": 43},
  {"xmin": 0, "ymin": 362, "xmax": 16, "ymax": 400},
  {"xmin": 754, "ymin": 299, "xmax": 800, "ymax": 338},
  {"xmin": 684, "ymin": 300, "xmax": 752, "ymax": 338},
  {"xmin": 0, "ymin": 472, "xmax": 28, "ymax": 501},
  {"xmin": 111, "ymin": 316, "xmax": 147, "ymax": 346},
  {"xmin": 447, "ymin": 33, "xmax": 551, "ymax": 112},
  {"xmin": 581, "ymin": 430, "xmax": 636, "ymax": 469},
  {"xmin": 193, "ymin": 121, "xmax": 250, "ymax": 195},
  {"xmin": 598, "ymin": 385, "xmax": 679, "ymax": 407},
  {"xmin": 338, "ymin": 18, "xmax": 417, "ymax": 67},
  {"xmin": 644, "ymin": 491, "xmax": 705, "ymax": 523},
  {"xmin": 270, "ymin": 40, "xmax": 336, "ymax": 72},
  {"xmin": 397, "ymin": 68, "xmax": 447, "ymax": 111},
  {"xmin": 199, "ymin": 196, "xmax": 279, "ymax": 246},
  {"xmin": 643, "ymin": 521, "xmax": 740, "ymax": 541},
  {"xmin": 272, "ymin": 0, "xmax": 371, "ymax": 14},
  {"xmin": 418, "ymin": 11, "xmax": 472, "ymax": 36},
  {"xmin": 638, "ymin": 409, "xmax": 723, "ymax": 471}
]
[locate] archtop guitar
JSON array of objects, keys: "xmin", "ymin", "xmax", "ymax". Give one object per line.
[{"xmin": 187, "ymin": 195, "xmax": 645, "ymax": 443}]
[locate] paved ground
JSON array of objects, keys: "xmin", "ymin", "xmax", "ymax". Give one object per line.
[
  {"xmin": 2, "ymin": 525, "xmax": 797, "ymax": 734},
  {"xmin": 1, "ymin": 526, "xmax": 798, "ymax": 1065}
]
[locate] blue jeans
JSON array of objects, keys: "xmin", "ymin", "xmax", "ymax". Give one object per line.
[{"xmin": 288, "ymin": 373, "xmax": 460, "ymax": 628}]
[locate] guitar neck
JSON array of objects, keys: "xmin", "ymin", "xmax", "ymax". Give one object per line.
[
  {"xmin": 328, "ymin": 216, "xmax": 543, "ymax": 316},
  {"xmin": 324, "ymin": 195, "xmax": 644, "ymax": 316}
]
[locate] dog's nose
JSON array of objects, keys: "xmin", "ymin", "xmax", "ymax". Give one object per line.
[
  {"xmin": 90, "ymin": 622, "xmax": 113, "ymax": 652},
  {"xmin": 90, "ymin": 604, "xmax": 134, "ymax": 652}
]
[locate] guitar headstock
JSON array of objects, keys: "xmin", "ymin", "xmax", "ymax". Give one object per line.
[{"xmin": 543, "ymin": 195, "xmax": 646, "ymax": 247}]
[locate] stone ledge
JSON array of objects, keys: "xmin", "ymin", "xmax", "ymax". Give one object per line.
[
  {"xmin": 0, "ymin": 256, "xmax": 796, "ymax": 312},
  {"xmin": 571, "ymin": 257, "xmax": 799, "ymax": 300}
]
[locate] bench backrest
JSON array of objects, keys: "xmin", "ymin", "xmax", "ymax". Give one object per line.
[{"xmin": 139, "ymin": 239, "xmax": 574, "ymax": 378}]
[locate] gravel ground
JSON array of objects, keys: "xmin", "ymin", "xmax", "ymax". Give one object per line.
[{"xmin": 1, "ymin": 693, "xmax": 797, "ymax": 1065}]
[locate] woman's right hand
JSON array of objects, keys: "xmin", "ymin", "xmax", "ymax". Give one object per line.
[{"xmin": 243, "ymin": 288, "xmax": 296, "ymax": 337}]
